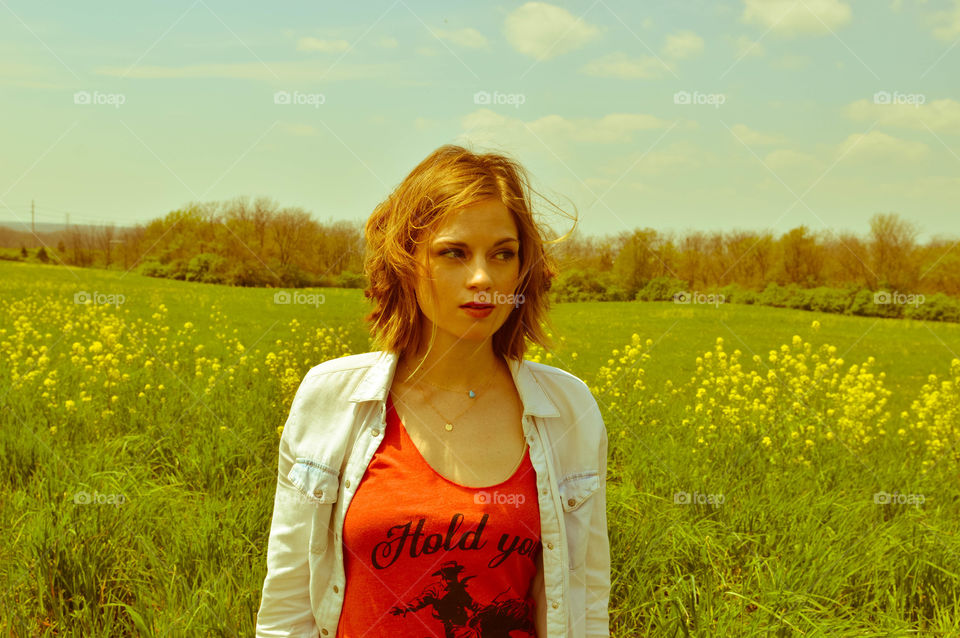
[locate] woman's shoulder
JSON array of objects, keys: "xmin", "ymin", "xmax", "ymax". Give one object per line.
[
  {"xmin": 306, "ymin": 351, "xmax": 386, "ymax": 377},
  {"xmin": 521, "ymin": 358, "xmax": 591, "ymax": 395},
  {"xmin": 291, "ymin": 351, "xmax": 387, "ymax": 400}
]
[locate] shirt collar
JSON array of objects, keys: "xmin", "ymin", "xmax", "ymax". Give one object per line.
[{"xmin": 348, "ymin": 350, "xmax": 560, "ymax": 418}]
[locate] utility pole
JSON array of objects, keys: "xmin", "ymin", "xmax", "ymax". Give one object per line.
[{"xmin": 31, "ymin": 200, "xmax": 35, "ymax": 233}]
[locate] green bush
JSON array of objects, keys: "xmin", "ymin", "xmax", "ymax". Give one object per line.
[
  {"xmin": 636, "ymin": 276, "xmax": 690, "ymax": 302},
  {"xmin": 186, "ymin": 253, "xmax": 228, "ymax": 284},
  {"xmin": 904, "ymin": 293, "xmax": 960, "ymax": 323}
]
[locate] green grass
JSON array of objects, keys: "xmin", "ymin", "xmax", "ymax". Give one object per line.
[{"xmin": 1, "ymin": 261, "xmax": 959, "ymax": 636}]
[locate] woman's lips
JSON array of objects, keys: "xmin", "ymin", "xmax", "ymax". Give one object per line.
[{"xmin": 461, "ymin": 304, "xmax": 494, "ymax": 318}]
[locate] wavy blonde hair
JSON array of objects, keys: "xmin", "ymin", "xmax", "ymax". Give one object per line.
[{"xmin": 363, "ymin": 144, "xmax": 570, "ymax": 369}]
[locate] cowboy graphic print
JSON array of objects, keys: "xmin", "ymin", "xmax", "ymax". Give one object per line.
[{"xmin": 336, "ymin": 394, "xmax": 541, "ymax": 637}]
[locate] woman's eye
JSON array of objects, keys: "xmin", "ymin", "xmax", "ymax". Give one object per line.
[{"xmin": 439, "ymin": 248, "xmax": 515, "ymax": 260}]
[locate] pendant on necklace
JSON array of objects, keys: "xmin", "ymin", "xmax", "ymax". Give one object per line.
[
  {"xmin": 444, "ymin": 423, "xmax": 454, "ymax": 432},
  {"xmin": 468, "ymin": 390, "xmax": 476, "ymax": 398}
]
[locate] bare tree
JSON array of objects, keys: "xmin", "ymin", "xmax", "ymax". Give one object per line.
[{"xmin": 869, "ymin": 212, "xmax": 919, "ymax": 290}]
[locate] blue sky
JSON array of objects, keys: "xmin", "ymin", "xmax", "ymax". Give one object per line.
[{"xmin": 1, "ymin": 0, "xmax": 959, "ymax": 242}]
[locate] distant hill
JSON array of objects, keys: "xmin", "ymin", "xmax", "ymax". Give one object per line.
[{"xmin": 0, "ymin": 221, "xmax": 134, "ymax": 233}]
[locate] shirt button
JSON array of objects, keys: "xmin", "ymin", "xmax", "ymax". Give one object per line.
[
  {"xmin": 321, "ymin": 629, "xmax": 328, "ymax": 635},
  {"xmin": 568, "ymin": 498, "xmax": 576, "ymax": 507},
  {"xmin": 333, "ymin": 585, "xmax": 339, "ymax": 593},
  {"xmin": 541, "ymin": 488, "xmax": 547, "ymax": 495},
  {"xmin": 551, "ymin": 601, "xmax": 559, "ymax": 609},
  {"xmin": 313, "ymin": 487, "xmax": 324, "ymax": 498},
  {"xmin": 345, "ymin": 479, "xmax": 351, "ymax": 488},
  {"xmin": 546, "ymin": 542, "xmax": 553, "ymax": 550},
  {"xmin": 371, "ymin": 429, "xmax": 380, "ymax": 437}
]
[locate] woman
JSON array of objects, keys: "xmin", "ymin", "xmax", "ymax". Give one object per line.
[{"xmin": 255, "ymin": 144, "xmax": 610, "ymax": 638}]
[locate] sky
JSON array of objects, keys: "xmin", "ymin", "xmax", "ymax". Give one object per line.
[{"xmin": 1, "ymin": 0, "xmax": 959, "ymax": 243}]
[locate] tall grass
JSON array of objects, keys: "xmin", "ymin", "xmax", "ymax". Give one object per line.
[{"xmin": 1, "ymin": 261, "xmax": 959, "ymax": 636}]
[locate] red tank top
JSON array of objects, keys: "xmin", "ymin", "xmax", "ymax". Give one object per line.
[{"xmin": 336, "ymin": 392, "xmax": 541, "ymax": 637}]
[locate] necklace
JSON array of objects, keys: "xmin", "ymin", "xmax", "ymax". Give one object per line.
[
  {"xmin": 411, "ymin": 369, "xmax": 498, "ymax": 432},
  {"xmin": 416, "ymin": 358, "xmax": 501, "ymax": 398}
]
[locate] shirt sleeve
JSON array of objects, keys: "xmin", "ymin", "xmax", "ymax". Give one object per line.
[
  {"xmin": 583, "ymin": 395, "xmax": 611, "ymax": 637},
  {"xmin": 255, "ymin": 386, "xmax": 321, "ymax": 638}
]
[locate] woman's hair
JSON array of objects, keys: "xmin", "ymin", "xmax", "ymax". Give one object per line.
[{"xmin": 362, "ymin": 144, "xmax": 572, "ymax": 366}]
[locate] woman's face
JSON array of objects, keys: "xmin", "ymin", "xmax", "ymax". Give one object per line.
[{"xmin": 413, "ymin": 198, "xmax": 522, "ymax": 344}]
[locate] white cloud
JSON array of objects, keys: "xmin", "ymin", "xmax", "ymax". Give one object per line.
[
  {"xmin": 732, "ymin": 35, "xmax": 765, "ymax": 57},
  {"xmin": 503, "ymin": 2, "xmax": 601, "ymax": 60},
  {"xmin": 296, "ymin": 37, "xmax": 350, "ymax": 53},
  {"xmin": 836, "ymin": 130, "xmax": 929, "ymax": 162},
  {"xmin": 94, "ymin": 61, "xmax": 392, "ymax": 82},
  {"xmin": 459, "ymin": 109, "xmax": 679, "ymax": 148},
  {"xmin": 663, "ymin": 30, "xmax": 704, "ymax": 59},
  {"xmin": 730, "ymin": 123, "xmax": 787, "ymax": 146},
  {"xmin": 596, "ymin": 141, "xmax": 709, "ymax": 178},
  {"xmin": 741, "ymin": 0, "xmax": 852, "ymax": 36},
  {"xmin": 764, "ymin": 148, "xmax": 822, "ymax": 172},
  {"xmin": 0, "ymin": 60, "xmax": 66, "ymax": 89},
  {"xmin": 844, "ymin": 98, "xmax": 960, "ymax": 134},
  {"xmin": 932, "ymin": 0, "xmax": 960, "ymax": 40},
  {"xmin": 580, "ymin": 52, "xmax": 671, "ymax": 79},
  {"xmin": 434, "ymin": 27, "xmax": 489, "ymax": 48}
]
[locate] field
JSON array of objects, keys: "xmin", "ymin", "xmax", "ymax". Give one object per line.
[{"xmin": 2, "ymin": 260, "xmax": 959, "ymax": 636}]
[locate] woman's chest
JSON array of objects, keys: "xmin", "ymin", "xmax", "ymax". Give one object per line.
[{"xmin": 390, "ymin": 388, "xmax": 527, "ymax": 488}]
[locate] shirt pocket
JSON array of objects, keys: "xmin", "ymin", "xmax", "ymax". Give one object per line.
[
  {"xmin": 287, "ymin": 457, "xmax": 341, "ymax": 554},
  {"xmin": 558, "ymin": 471, "xmax": 600, "ymax": 571}
]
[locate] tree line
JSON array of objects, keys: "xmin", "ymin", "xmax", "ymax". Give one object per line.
[
  {"xmin": 548, "ymin": 213, "xmax": 959, "ymax": 301},
  {"xmin": 2, "ymin": 205, "xmax": 957, "ymax": 302},
  {"xmin": 0, "ymin": 196, "xmax": 366, "ymax": 287}
]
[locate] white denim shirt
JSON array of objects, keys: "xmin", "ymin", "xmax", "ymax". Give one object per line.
[{"xmin": 255, "ymin": 350, "xmax": 610, "ymax": 638}]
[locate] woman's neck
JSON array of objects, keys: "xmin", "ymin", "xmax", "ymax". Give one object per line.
[{"xmin": 396, "ymin": 342, "xmax": 505, "ymax": 391}]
